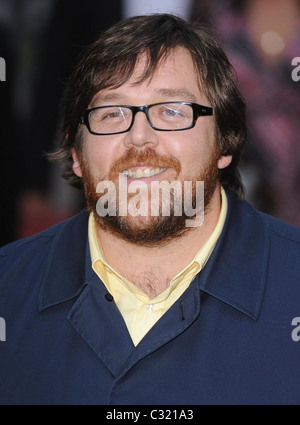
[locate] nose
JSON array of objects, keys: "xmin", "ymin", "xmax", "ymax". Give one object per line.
[{"xmin": 123, "ymin": 110, "xmax": 159, "ymax": 149}]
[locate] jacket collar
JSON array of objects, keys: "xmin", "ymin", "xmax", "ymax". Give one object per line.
[
  {"xmin": 38, "ymin": 210, "xmax": 90, "ymax": 311},
  {"xmin": 39, "ymin": 191, "xmax": 269, "ymax": 319},
  {"xmin": 197, "ymin": 190, "xmax": 269, "ymax": 320}
]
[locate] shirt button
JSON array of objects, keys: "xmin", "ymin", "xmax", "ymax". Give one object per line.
[
  {"xmin": 146, "ymin": 304, "xmax": 154, "ymax": 312},
  {"xmin": 105, "ymin": 293, "xmax": 114, "ymax": 302}
]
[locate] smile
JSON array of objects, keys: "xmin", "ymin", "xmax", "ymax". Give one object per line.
[{"xmin": 122, "ymin": 167, "xmax": 166, "ymax": 178}]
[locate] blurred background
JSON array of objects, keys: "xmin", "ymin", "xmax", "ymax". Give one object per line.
[{"xmin": 0, "ymin": 0, "xmax": 299, "ymax": 246}]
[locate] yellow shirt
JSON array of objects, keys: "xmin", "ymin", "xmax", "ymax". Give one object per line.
[{"xmin": 89, "ymin": 187, "xmax": 227, "ymax": 346}]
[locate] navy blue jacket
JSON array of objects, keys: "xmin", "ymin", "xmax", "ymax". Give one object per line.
[{"xmin": 1, "ymin": 190, "xmax": 300, "ymax": 405}]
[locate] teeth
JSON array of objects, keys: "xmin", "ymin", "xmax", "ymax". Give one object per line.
[
  {"xmin": 143, "ymin": 168, "xmax": 151, "ymax": 177},
  {"xmin": 122, "ymin": 167, "xmax": 166, "ymax": 178}
]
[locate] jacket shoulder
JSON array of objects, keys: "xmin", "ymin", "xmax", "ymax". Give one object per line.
[
  {"xmin": 0, "ymin": 209, "xmax": 89, "ymax": 260},
  {"xmin": 259, "ymin": 211, "xmax": 300, "ymax": 243},
  {"xmin": 0, "ymin": 210, "xmax": 89, "ymax": 315}
]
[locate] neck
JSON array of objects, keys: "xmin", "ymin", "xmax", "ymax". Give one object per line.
[{"xmin": 96, "ymin": 185, "xmax": 222, "ymax": 297}]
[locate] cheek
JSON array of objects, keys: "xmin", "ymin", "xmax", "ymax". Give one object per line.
[
  {"xmin": 83, "ymin": 138, "xmax": 118, "ymax": 178},
  {"xmin": 175, "ymin": 140, "xmax": 209, "ymax": 172}
]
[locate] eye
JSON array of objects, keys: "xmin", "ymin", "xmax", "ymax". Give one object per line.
[
  {"xmin": 162, "ymin": 107, "xmax": 181, "ymax": 117},
  {"xmin": 158, "ymin": 104, "xmax": 187, "ymax": 122},
  {"xmin": 100, "ymin": 107, "xmax": 126, "ymax": 121}
]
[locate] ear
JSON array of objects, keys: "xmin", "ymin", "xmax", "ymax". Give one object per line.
[
  {"xmin": 218, "ymin": 154, "xmax": 232, "ymax": 170},
  {"xmin": 71, "ymin": 148, "xmax": 83, "ymax": 178}
]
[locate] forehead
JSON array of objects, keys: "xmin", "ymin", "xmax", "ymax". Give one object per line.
[
  {"xmin": 91, "ymin": 47, "xmax": 205, "ymax": 106},
  {"xmin": 133, "ymin": 47, "xmax": 197, "ymax": 82}
]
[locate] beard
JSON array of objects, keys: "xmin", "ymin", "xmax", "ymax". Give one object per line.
[{"xmin": 79, "ymin": 146, "xmax": 220, "ymax": 246}]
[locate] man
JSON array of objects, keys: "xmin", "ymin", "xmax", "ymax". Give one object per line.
[{"xmin": 1, "ymin": 14, "xmax": 300, "ymax": 405}]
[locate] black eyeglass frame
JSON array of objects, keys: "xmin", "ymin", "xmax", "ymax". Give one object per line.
[{"xmin": 80, "ymin": 101, "xmax": 213, "ymax": 135}]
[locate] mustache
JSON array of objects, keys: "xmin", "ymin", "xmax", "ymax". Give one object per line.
[{"xmin": 107, "ymin": 148, "xmax": 181, "ymax": 181}]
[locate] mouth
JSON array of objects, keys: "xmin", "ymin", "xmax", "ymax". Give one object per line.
[{"xmin": 122, "ymin": 166, "xmax": 166, "ymax": 179}]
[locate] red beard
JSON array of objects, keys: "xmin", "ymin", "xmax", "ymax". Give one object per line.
[{"xmin": 79, "ymin": 147, "xmax": 220, "ymax": 246}]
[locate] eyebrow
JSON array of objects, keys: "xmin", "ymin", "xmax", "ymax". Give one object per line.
[
  {"xmin": 92, "ymin": 88, "xmax": 199, "ymax": 106},
  {"xmin": 91, "ymin": 93, "xmax": 127, "ymax": 106},
  {"xmin": 153, "ymin": 88, "xmax": 198, "ymax": 103}
]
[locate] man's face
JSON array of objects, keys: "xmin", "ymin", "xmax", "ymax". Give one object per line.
[{"xmin": 72, "ymin": 47, "xmax": 231, "ymax": 244}]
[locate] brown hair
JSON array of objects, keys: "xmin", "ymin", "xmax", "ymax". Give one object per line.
[{"xmin": 51, "ymin": 13, "xmax": 247, "ymax": 197}]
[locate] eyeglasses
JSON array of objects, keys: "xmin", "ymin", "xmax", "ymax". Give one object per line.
[{"xmin": 80, "ymin": 101, "xmax": 213, "ymax": 135}]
